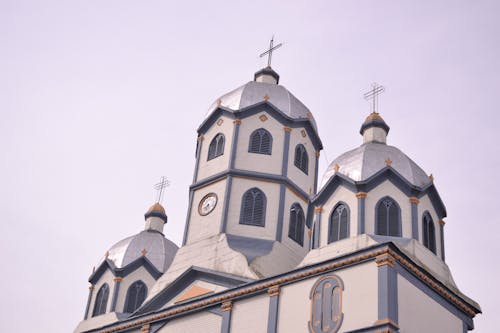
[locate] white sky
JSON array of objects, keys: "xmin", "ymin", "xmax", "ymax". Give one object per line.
[{"xmin": 1, "ymin": 1, "xmax": 499, "ymax": 332}]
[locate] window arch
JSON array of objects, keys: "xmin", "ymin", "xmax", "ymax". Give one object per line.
[
  {"xmin": 240, "ymin": 188, "xmax": 266, "ymax": 226},
  {"xmin": 376, "ymin": 197, "xmax": 401, "ymax": 237},
  {"xmin": 288, "ymin": 203, "xmax": 305, "ymax": 246},
  {"xmin": 92, "ymin": 283, "xmax": 110, "ymax": 317},
  {"xmin": 249, "ymin": 128, "xmax": 272, "ymax": 155},
  {"xmin": 294, "ymin": 144, "xmax": 309, "ymax": 174},
  {"xmin": 124, "ymin": 280, "xmax": 148, "ymax": 313},
  {"xmin": 329, "ymin": 203, "xmax": 350, "ymax": 243},
  {"xmin": 207, "ymin": 133, "xmax": 225, "ymax": 160},
  {"xmin": 422, "ymin": 212, "xmax": 436, "ymax": 254}
]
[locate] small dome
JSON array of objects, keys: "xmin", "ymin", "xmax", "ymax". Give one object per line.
[
  {"xmin": 321, "ymin": 142, "xmax": 431, "ymax": 188},
  {"xmin": 147, "ymin": 202, "xmax": 165, "ymax": 214},
  {"xmin": 104, "ymin": 230, "xmax": 178, "ymax": 273},
  {"xmin": 360, "ymin": 112, "xmax": 390, "ymax": 135},
  {"xmin": 206, "ymin": 78, "xmax": 318, "ymax": 132}
]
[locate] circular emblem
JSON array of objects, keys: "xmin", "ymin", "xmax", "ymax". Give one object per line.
[{"xmin": 198, "ymin": 193, "xmax": 218, "ymax": 216}]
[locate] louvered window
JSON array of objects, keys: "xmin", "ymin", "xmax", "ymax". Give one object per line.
[
  {"xmin": 207, "ymin": 133, "xmax": 225, "ymax": 160},
  {"xmin": 376, "ymin": 197, "xmax": 401, "ymax": 237},
  {"xmin": 294, "ymin": 144, "xmax": 309, "ymax": 174},
  {"xmin": 288, "ymin": 203, "xmax": 305, "ymax": 246},
  {"xmin": 329, "ymin": 203, "xmax": 349, "ymax": 243},
  {"xmin": 124, "ymin": 281, "xmax": 147, "ymax": 313},
  {"xmin": 240, "ymin": 188, "xmax": 266, "ymax": 226},
  {"xmin": 249, "ymin": 128, "xmax": 272, "ymax": 155},
  {"xmin": 92, "ymin": 283, "xmax": 110, "ymax": 317},
  {"xmin": 422, "ymin": 212, "xmax": 436, "ymax": 254}
]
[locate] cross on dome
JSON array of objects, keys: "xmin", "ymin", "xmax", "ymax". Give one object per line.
[
  {"xmin": 363, "ymin": 83, "xmax": 385, "ymax": 114},
  {"xmin": 154, "ymin": 176, "xmax": 170, "ymax": 203},
  {"xmin": 259, "ymin": 36, "xmax": 283, "ymax": 68}
]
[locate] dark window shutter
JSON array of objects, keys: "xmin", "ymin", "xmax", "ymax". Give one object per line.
[
  {"xmin": 208, "ymin": 133, "xmax": 225, "ymax": 160},
  {"xmin": 249, "ymin": 129, "xmax": 272, "ymax": 155},
  {"xmin": 423, "ymin": 213, "xmax": 436, "ymax": 254},
  {"xmin": 288, "ymin": 203, "xmax": 304, "ymax": 246},
  {"xmin": 125, "ymin": 281, "xmax": 147, "ymax": 313},
  {"xmin": 377, "ymin": 198, "xmax": 400, "ymax": 237},
  {"xmin": 92, "ymin": 284, "xmax": 110, "ymax": 317},
  {"xmin": 294, "ymin": 144, "xmax": 309, "ymax": 174},
  {"xmin": 240, "ymin": 188, "xmax": 266, "ymax": 226},
  {"xmin": 329, "ymin": 204, "xmax": 349, "ymax": 243}
]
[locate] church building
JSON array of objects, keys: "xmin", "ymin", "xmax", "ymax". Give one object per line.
[{"xmin": 74, "ymin": 55, "xmax": 481, "ymax": 333}]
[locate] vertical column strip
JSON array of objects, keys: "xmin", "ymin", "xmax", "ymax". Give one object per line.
[
  {"xmin": 229, "ymin": 120, "xmax": 241, "ymax": 169},
  {"xmin": 356, "ymin": 192, "xmax": 367, "ymax": 235},
  {"xmin": 220, "ymin": 176, "xmax": 233, "ymax": 233},
  {"xmin": 267, "ymin": 286, "xmax": 280, "ymax": 333},
  {"xmin": 314, "ymin": 206, "xmax": 322, "ymax": 248},
  {"xmin": 282, "ymin": 127, "xmax": 291, "ymax": 177},
  {"xmin": 182, "ymin": 190, "xmax": 195, "ymax": 245},
  {"xmin": 313, "ymin": 151, "xmax": 320, "ymax": 194},
  {"xmin": 111, "ymin": 277, "xmax": 122, "ymax": 312},
  {"xmin": 84, "ymin": 285, "xmax": 94, "ymax": 319},
  {"xmin": 409, "ymin": 197, "xmax": 420, "ymax": 240},
  {"xmin": 192, "ymin": 135, "xmax": 204, "ymax": 183},
  {"xmin": 275, "ymin": 183, "xmax": 286, "ymax": 241},
  {"xmin": 221, "ymin": 301, "xmax": 232, "ymax": 333},
  {"xmin": 376, "ymin": 254, "xmax": 398, "ymax": 327},
  {"xmin": 439, "ymin": 220, "xmax": 446, "ymax": 261}
]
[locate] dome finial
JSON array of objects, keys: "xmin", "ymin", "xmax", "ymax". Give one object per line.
[
  {"xmin": 145, "ymin": 177, "xmax": 170, "ymax": 232},
  {"xmin": 360, "ymin": 83, "xmax": 389, "ymax": 143},
  {"xmin": 255, "ymin": 36, "xmax": 283, "ymax": 84}
]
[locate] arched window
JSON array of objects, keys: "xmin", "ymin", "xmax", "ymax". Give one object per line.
[
  {"xmin": 240, "ymin": 188, "xmax": 266, "ymax": 226},
  {"xmin": 249, "ymin": 128, "xmax": 272, "ymax": 155},
  {"xmin": 288, "ymin": 203, "xmax": 305, "ymax": 246},
  {"xmin": 294, "ymin": 144, "xmax": 309, "ymax": 174},
  {"xmin": 124, "ymin": 281, "xmax": 148, "ymax": 313},
  {"xmin": 376, "ymin": 197, "xmax": 401, "ymax": 237},
  {"xmin": 207, "ymin": 133, "xmax": 225, "ymax": 160},
  {"xmin": 422, "ymin": 212, "xmax": 436, "ymax": 254},
  {"xmin": 329, "ymin": 203, "xmax": 349, "ymax": 243},
  {"xmin": 92, "ymin": 283, "xmax": 109, "ymax": 317}
]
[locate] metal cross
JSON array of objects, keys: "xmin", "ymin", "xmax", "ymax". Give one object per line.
[
  {"xmin": 154, "ymin": 176, "xmax": 170, "ymax": 203},
  {"xmin": 259, "ymin": 36, "xmax": 283, "ymax": 68},
  {"xmin": 363, "ymin": 83, "xmax": 386, "ymax": 114}
]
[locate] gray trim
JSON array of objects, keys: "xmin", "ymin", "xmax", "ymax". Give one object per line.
[
  {"xmin": 411, "ymin": 201, "xmax": 419, "ymax": 240},
  {"xmin": 89, "ymin": 257, "xmax": 162, "ymax": 284},
  {"xmin": 314, "ymin": 210, "xmax": 321, "ymax": 248},
  {"xmin": 281, "ymin": 129, "xmax": 290, "ymax": 176},
  {"xmin": 191, "ymin": 168, "xmax": 310, "ymax": 201},
  {"xmin": 357, "ymin": 195, "xmax": 366, "ymax": 235},
  {"xmin": 182, "ymin": 190, "xmax": 194, "ymax": 246},
  {"xmin": 440, "ymin": 223, "xmax": 445, "ymax": 262},
  {"xmin": 111, "ymin": 278, "xmax": 121, "ymax": 312},
  {"xmin": 220, "ymin": 176, "xmax": 233, "ymax": 233},
  {"xmin": 84, "ymin": 286, "xmax": 94, "ymax": 320},
  {"xmin": 463, "ymin": 321, "xmax": 468, "ymax": 333},
  {"xmin": 378, "ymin": 263, "xmax": 398, "ymax": 325},
  {"xmin": 192, "ymin": 137, "xmax": 203, "ymax": 183},
  {"xmin": 276, "ymin": 183, "xmax": 286, "ymax": 241},
  {"xmin": 267, "ymin": 293, "xmax": 279, "ymax": 333},
  {"xmin": 314, "ymin": 152, "xmax": 319, "ymax": 194},
  {"xmin": 229, "ymin": 121, "xmax": 241, "ymax": 169},
  {"xmin": 221, "ymin": 308, "xmax": 232, "ymax": 333},
  {"xmin": 395, "ymin": 262, "xmax": 474, "ymax": 329},
  {"xmin": 344, "ymin": 321, "xmax": 399, "ymax": 333}
]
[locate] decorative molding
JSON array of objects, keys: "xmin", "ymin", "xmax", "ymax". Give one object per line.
[
  {"xmin": 409, "ymin": 197, "xmax": 420, "ymax": 204},
  {"xmin": 439, "ymin": 219, "xmax": 446, "ymax": 226},
  {"xmin": 197, "ymin": 135, "xmax": 204, "ymax": 142},
  {"xmin": 233, "ymin": 119, "xmax": 242, "ymax": 125},
  {"xmin": 216, "ymin": 99, "xmax": 222, "ymax": 106},
  {"xmin": 334, "ymin": 163, "xmax": 340, "ymax": 172},
  {"xmin": 268, "ymin": 285, "xmax": 280, "ymax": 297},
  {"xmin": 375, "ymin": 254, "xmax": 395, "ymax": 268},
  {"xmin": 93, "ymin": 245, "xmax": 477, "ymax": 333},
  {"xmin": 356, "ymin": 192, "xmax": 367, "ymax": 198},
  {"xmin": 314, "ymin": 206, "xmax": 323, "ymax": 213},
  {"xmin": 315, "ymin": 151, "xmax": 320, "ymax": 157},
  {"xmin": 373, "ymin": 318, "xmax": 399, "ymax": 328},
  {"xmin": 113, "ymin": 277, "xmax": 123, "ymax": 283},
  {"xmin": 385, "ymin": 158, "xmax": 392, "ymax": 167},
  {"xmin": 301, "ymin": 129, "xmax": 307, "ymax": 137},
  {"xmin": 221, "ymin": 301, "xmax": 232, "ymax": 312},
  {"xmin": 283, "ymin": 126, "xmax": 292, "ymax": 132},
  {"xmin": 141, "ymin": 248, "xmax": 147, "ymax": 256},
  {"xmin": 140, "ymin": 324, "xmax": 150, "ymax": 333},
  {"xmin": 89, "ymin": 285, "xmax": 95, "ymax": 290},
  {"xmin": 263, "ymin": 94, "xmax": 270, "ymax": 101},
  {"xmin": 217, "ymin": 118, "xmax": 224, "ymax": 126},
  {"xmin": 259, "ymin": 114, "xmax": 268, "ymax": 122}
]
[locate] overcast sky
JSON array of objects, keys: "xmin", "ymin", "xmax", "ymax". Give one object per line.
[{"xmin": 1, "ymin": 1, "xmax": 499, "ymax": 332}]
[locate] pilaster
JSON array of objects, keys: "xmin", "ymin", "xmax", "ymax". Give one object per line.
[
  {"xmin": 409, "ymin": 197, "xmax": 419, "ymax": 240},
  {"xmin": 111, "ymin": 277, "xmax": 123, "ymax": 312},
  {"xmin": 356, "ymin": 192, "xmax": 367, "ymax": 235},
  {"xmin": 221, "ymin": 301, "xmax": 232, "ymax": 333},
  {"xmin": 267, "ymin": 286, "xmax": 280, "ymax": 333}
]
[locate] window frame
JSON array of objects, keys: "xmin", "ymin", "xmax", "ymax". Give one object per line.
[
  {"xmin": 124, "ymin": 280, "xmax": 148, "ymax": 313},
  {"xmin": 207, "ymin": 133, "xmax": 225, "ymax": 161},
  {"xmin": 294, "ymin": 144, "xmax": 309, "ymax": 174},
  {"xmin": 422, "ymin": 211, "xmax": 437, "ymax": 254},
  {"xmin": 328, "ymin": 202, "xmax": 350, "ymax": 244},
  {"xmin": 375, "ymin": 196, "xmax": 402, "ymax": 237},
  {"xmin": 239, "ymin": 188, "xmax": 267, "ymax": 227},
  {"xmin": 288, "ymin": 202, "xmax": 305, "ymax": 246},
  {"xmin": 248, "ymin": 128, "xmax": 273, "ymax": 155},
  {"xmin": 92, "ymin": 283, "xmax": 110, "ymax": 317}
]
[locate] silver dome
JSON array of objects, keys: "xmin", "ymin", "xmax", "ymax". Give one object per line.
[
  {"xmin": 321, "ymin": 142, "xmax": 431, "ymax": 188},
  {"xmin": 104, "ymin": 230, "xmax": 178, "ymax": 273},
  {"xmin": 206, "ymin": 81, "xmax": 318, "ymax": 131}
]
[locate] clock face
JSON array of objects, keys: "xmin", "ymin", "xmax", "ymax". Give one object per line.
[{"xmin": 198, "ymin": 193, "xmax": 218, "ymax": 216}]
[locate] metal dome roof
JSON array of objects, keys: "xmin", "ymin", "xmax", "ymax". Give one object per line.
[
  {"xmin": 105, "ymin": 230, "xmax": 178, "ymax": 273},
  {"xmin": 321, "ymin": 142, "xmax": 431, "ymax": 188},
  {"xmin": 206, "ymin": 80, "xmax": 318, "ymax": 132}
]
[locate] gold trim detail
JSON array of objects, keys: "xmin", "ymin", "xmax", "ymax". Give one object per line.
[
  {"xmin": 373, "ymin": 318, "xmax": 399, "ymax": 328},
  {"xmin": 259, "ymin": 114, "xmax": 268, "ymax": 122},
  {"xmin": 268, "ymin": 285, "xmax": 280, "ymax": 297},
  {"xmin": 301, "ymin": 129, "xmax": 307, "ymax": 138},
  {"xmin": 89, "ymin": 285, "xmax": 95, "ymax": 291},
  {"xmin": 140, "ymin": 324, "xmax": 151, "ymax": 333},
  {"xmin": 334, "ymin": 163, "xmax": 340, "ymax": 172},
  {"xmin": 314, "ymin": 206, "xmax": 323, "ymax": 213},
  {"xmin": 429, "ymin": 174, "xmax": 434, "ymax": 182},
  {"xmin": 439, "ymin": 219, "xmax": 446, "ymax": 226},
  {"xmin": 114, "ymin": 277, "xmax": 123, "ymax": 283},
  {"xmin": 356, "ymin": 192, "xmax": 367, "ymax": 199},
  {"xmin": 216, "ymin": 99, "xmax": 222, "ymax": 106},
  {"xmin": 409, "ymin": 197, "xmax": 420, "ymax": 205},
  {"xmin": 105, "ymin": 251, "xmax": 109, "ymax": 259},
  {"xmin": 263, "ymin": 94, "xmax": 270, "ymax": 101},
  {"xmin": 283, "ymin": 126, "xmax": 292, "ymax": 132},
  {"xmin": 385, "ymin": 158, "xmax": 392, "ymax": 167},
  {"xmin": 307, "ymin": 228, "xmax": 312, "ymax": 237},
  {"xmin": 197, "ymin": 135, "xmax": 204, "ymax": 142},
  {"xmin": 315, "ymin": 151, "xmax": 320, "ymax": 158},
  {"xmin": 216, "ymin": 118, "xmax": 224, "ymax": 126},
  {"xmin": 233, "ymin": 119, "xmax": 241, "ymax": 125},
  {"xmin": 94, "ymin": 247, "xmax": 477, "ymax": 333},
  {"xmin": 375, "ymin": 254, "xmax": 395, "ymax": 268},
  {"xmin": 221, "ymin": 301, "xmax": 232, "ymax": 312},
  {"xmin": 141, "ymin": 248, "xmax": 147, "ymax": 256},
  {"xmin": 306, "ymin": 112, "xmax": 313, "ymax": 119}
]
